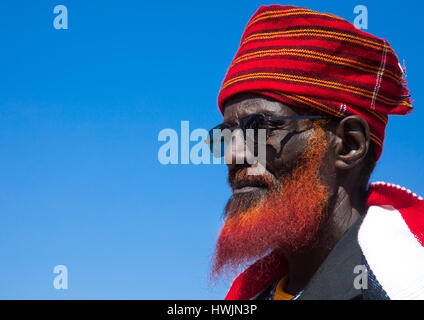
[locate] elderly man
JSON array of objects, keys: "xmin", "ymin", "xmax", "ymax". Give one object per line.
[{"xmin": 210, "ymin": 5, "xmax": 424, "ymax": 300}]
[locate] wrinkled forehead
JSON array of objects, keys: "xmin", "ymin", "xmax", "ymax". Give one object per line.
[{"xmin": 223, "ymin": 93, "xmax": 305, "ymax": 122}]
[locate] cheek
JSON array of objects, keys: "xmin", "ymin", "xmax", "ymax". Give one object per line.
[
  {"xmin": 318, "ymin": 144, "xmax": 338, "ymax": 197},
  {"xmin": 266, "ymin": 131, "xmax": 311, "ymax": 177}
]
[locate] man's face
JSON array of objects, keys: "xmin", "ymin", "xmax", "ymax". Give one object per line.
[{"xmin": 212, "ymin": 93, "xmax": 334, "ymax": 280}]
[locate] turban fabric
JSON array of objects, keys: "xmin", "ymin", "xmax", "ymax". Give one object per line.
[{"xmin": 217, "ymin": 5, "xmax": 412, "ymax": 160}]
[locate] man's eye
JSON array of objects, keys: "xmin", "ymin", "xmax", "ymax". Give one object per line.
[
  {"xmin": 249, "ymin": 116, "xmax": 269, "ymax": 129},
  {"xmin": 245, "ymin": 120, "xmax": 262, "ymax": 129}
]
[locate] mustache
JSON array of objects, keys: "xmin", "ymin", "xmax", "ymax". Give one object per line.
[{"xmin": 228, "ymin": 167, "xmax": 276, "ymax": 191}]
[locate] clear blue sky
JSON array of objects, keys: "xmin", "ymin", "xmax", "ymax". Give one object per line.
[{"xmin": 0, "ymin": 0, "xmax": 422, "ymax": 299}]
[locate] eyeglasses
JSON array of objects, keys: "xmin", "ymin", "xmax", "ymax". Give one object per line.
[{"xmin": 207, "ymin": 112, "xmax": 328, "ymax": 157}]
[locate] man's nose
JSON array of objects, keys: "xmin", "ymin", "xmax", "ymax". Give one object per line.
[{"xmin": 224, "ymin": 129, "xmax": 254, "ymax": 169}]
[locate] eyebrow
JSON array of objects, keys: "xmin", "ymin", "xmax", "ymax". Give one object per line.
[{"xmin": 268, "ymin": 115, "xmax": 327, "ymax": 120}]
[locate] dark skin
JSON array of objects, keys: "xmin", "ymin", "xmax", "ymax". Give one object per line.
[{"xmin": 223, "ymin": 93, "xmax": 371, "ymax": 295}]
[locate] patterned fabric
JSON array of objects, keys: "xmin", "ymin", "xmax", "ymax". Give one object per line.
[
  {"xmin": 217, "ymin": 5, "xmax": 412, "ymax": 160},
  {"xmin": 359, "ymin": 182, "xmax": 424, "ymax": 299},
  {"xmin": 224, "ymin": 182, "xmax": 424, "ymax": 300},
  {"xmin": 361, "ymin": 256, "xmax": 389, "ymax": 300}
]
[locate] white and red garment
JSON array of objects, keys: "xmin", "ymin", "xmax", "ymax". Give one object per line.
[{"xmin": 225, "ymin": 182, "xmax": 424, "ymax": 300}]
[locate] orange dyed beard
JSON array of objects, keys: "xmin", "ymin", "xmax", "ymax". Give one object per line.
[{"xmin": 211, "ymin": 125, "xmax": 329, "ymax": 281}]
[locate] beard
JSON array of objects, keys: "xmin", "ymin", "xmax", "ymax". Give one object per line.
[{"xmin": 211, "ymin": 124, "xmax": 330, "ymax": 282}]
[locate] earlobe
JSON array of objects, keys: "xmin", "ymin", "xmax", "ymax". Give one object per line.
[{"xmin": 334, "ymin": 116, "xmax": 370, "ymax": 170}]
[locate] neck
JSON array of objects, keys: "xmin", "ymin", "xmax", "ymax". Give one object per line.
[{"xmin": 283, "ymin": 185, "xmax": 362, "ymax": 295}]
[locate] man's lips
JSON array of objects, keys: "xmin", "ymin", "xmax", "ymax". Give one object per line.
[
  {"xmin": 231, "ymin": 179, "xmax": 269, "ymax": 194},
  {"xmin": 232, "ymin": 186, "xmax": 267, "ymax": 194}
]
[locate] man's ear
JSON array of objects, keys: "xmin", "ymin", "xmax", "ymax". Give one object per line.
[{"xmin": 334, "ymin": 115, "xmax": 370, "ymax": 170}]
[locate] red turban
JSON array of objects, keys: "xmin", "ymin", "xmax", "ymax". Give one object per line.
[{"xmin": 217, "ymin": 5, "xmax": 412, "ymax": 160}]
